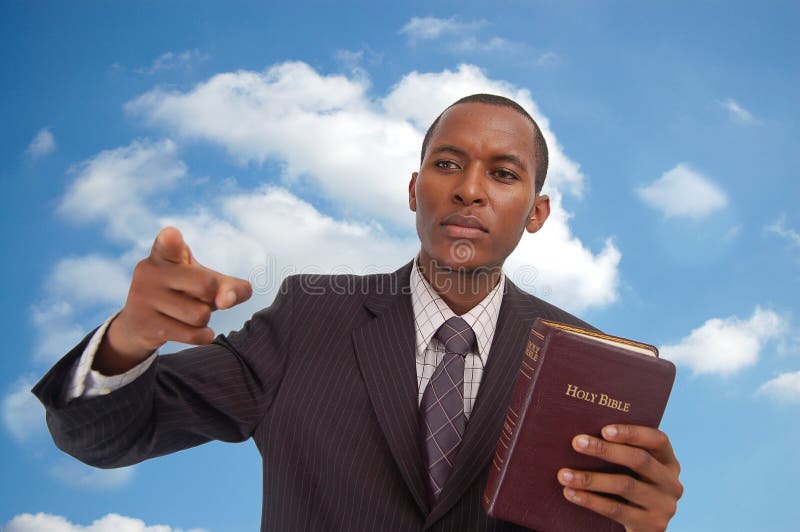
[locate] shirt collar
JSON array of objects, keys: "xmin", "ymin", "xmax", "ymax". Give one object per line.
[{"xmin": 410, "ymin": 256, "xmax": 505, "ymax": 359}]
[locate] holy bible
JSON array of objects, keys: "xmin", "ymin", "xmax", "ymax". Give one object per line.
[{"xmin": 483, "ymin": 319, "xmax": 675, "ymax": 532}]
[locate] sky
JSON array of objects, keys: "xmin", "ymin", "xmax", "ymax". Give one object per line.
[{"xmin": 1, "ymin": 1, "xmax": 799, "ymax": 530}]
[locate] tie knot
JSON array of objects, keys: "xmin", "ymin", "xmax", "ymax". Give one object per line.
[{"xmin": 435, "ymin": 316, "xmax": 475, "ymax": 358}]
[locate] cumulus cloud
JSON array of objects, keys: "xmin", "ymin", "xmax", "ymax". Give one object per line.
[
  {"xmin": 30, "ymin": 302, "xmax": 86, "ymax": 363},
  {"xmin": 637, "ymin": 163, "xmax": 728, "ymax": 219},
  {"xmin": 35, "ymin": 62, "xmax": 620, "ymax": 372},
  {"xmin": 2, "ymin": 376, "xmax": 46, "ymax": 442},
  {"xmin": 3, "ymin": 512, "xmax": 207, "ymax": 532},
  {"xmin": 31, "ymin": 255, "xmax": 130, "ymax": 363},
  {"xmin": 757, "ymin": 371, "xmax": 800, "ymax": 403},
  {"xmin": 381, "ymin": 64, "xmax": 585, "ymax": 197},
  {"xmin": 720, "ymin": 98, "xmax": 759, "ymax": 126},
  {"xmin": 504, "ymin": 191, "xmax": 620, "ymax": 312},
  {"xmin": 126, "ymin": 63, "xmax": 416, "ymax": 227},
  {"xmin": 50, "ymin": 461, "xmax": 135, "ymax": 489},
  {"xmin": 660, "ymin": 307, "xmax": 786, "ymax": 375},
  {"xmin": 121, "ymin": 62, "xmax": 614, "ymax": 312},
  {"xmin": 59, "ymin": 139, "xmax": 186, "ymax": 242},
  {"xmin": 765, "ymin": 215, "xmax": 800, "ymax": 248},
  {"xmin": 27, "ymin": 128, "xmax": 56, "ymax": 158},
  {"xmin": 47, "ymin": 255, "xmax": 131, "ymax": 306}
]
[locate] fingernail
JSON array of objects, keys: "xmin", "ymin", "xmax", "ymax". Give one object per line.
[
  {"xmin": 564, "ymin": 488, "xmax": 582, "ymax": 502},
  {"xmin": 604, "ymin": 425, "xmax": 618, "ymax": 438},
  {"xmin": 560, "ymin": 470, "xmax": 574, "ymax": 482},
  {"xmin": 576, "ymin": 436, "xmax": 590, "ymax": 449}
]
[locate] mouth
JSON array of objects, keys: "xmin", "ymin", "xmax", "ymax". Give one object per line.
[{"xmin": 440, "ymin": 213, "xmax": 489, "ymax": 234}]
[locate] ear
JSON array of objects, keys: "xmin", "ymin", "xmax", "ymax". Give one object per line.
[
  {"xmin": 525, "ymin": 194, "xmax": 550, "ymax": 233},
  {"xmin": 408, "ymin": 172, "xmax": 418, "ymax": 212}
]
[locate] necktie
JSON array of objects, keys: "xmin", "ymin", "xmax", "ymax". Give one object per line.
[{"xmin": 419, "ymin": 316, "xmax": 476, "ymax": 505}]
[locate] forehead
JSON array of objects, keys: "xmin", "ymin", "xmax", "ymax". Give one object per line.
[{"xmin": 428, "ymin": 102, "xmax": 537, "ymax": 166}]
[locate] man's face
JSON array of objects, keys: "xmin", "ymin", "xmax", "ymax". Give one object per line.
[{"xmin": 409, "ymin": 102, "xmax": 550, "ymax": 272}]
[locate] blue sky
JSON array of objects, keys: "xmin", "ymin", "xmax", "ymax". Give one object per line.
[{"xmin": 2, "ymin": 1, "xmax": 799, "ymax": 530}]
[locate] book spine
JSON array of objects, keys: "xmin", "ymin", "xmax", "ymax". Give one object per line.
[{"xmin": 484, "ymin": 319, "xmax": 549, "ymax": 513}]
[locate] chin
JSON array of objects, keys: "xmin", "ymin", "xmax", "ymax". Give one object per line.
[{"xmin": 430, "ymin": 249, "xmax": 497, "ymax": 275}]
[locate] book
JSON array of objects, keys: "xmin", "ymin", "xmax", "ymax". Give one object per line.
[{"xmin": 483, "ymin": 319, "xmax": 675, "ymax": 532}]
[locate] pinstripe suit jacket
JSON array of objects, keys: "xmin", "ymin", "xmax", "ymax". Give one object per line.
[{"xmin": 34, "ymin": 261, "xmax": 595, "ymax": 531}]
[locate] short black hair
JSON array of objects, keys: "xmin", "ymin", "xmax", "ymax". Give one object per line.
[{"xmin": 420, "ymin": 93, "xmax": 549, "ymax": 193}]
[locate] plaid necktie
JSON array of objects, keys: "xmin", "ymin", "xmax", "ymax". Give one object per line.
[{"xmin": 419, "ymin": 316, "xmax": 476, "ymax": 505}]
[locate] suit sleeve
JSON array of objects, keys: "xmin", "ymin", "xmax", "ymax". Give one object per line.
[{"xmin": 32, "ymin": 276, "xmax": 297, "ymax": 469}]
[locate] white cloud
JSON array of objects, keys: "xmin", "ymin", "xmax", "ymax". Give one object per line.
[
  {"xmin": 27, "ymin": 128, "xmax": 56, "ymax": 158},
  {"xmin": 757, "ymin": 371, "xmax": 800, "ymax": 403},
  {"xmin": 536, "ymin": 51, "xmax": 562, "ymax": 66},
  {"xmin": 39, "ymin": 61, "xmax": 620, "ymax": 366},
  {"xmin": 135, "ymin": 49, "xmax": 208, "ymax": 75},
  {"xmin": 30, "ymin": 301, "xmax": 86, "ymax": 363},
  {"xmin": 127, "ymin": 63, "xmax": 417, "ymax": 228},
  {"xmin": 123, "ymin": 62, "xmax": 614, "ymax": 309},
  {"xmin": 48, "ymin": 255, "xmax": 131, "ymax": 306},
  {"xmin": 3, "ymin": 512, "xmax": 207, "ymax": 532},
  {"xmin": 398, "ymin": 17, "xmax": 533, "ymax": 58},
  {"xmin": 39, "ymin": 184, "xmax": 419, "ymax": 357},
  {"xmin": 637, "ymin": 163, "xmax": 728, "ymax": 219},
  {"xmin": 31, "ymin": 256, "xmax": 129, "ymax": 363},
  {"xmin": 381, "ymin": 64, "xmax": 585, "ymax": 197},
  {"xmin": 399, "ymin": 16, "xmax": 481, "ymax": 42},
  {"xmin": 765, "ymin": 215, "xmax": 800, "ymax": 248},
  {"xmin": 720, "ymin": 98, "xmax": 759, "ymax": 126},
  {"xmin": 448, "ymin": 36, "xmax": 521, "ymax": 54},
  {"xmin": 660, "ymin": 307, "xmax": 786, "ymax": 375},
  {"xmin": 2, "ymin": 376, "xmax": 46, "ymax": 442},
  {"xmin": 59, "ymin": 139, "xmax": 186, "ymax": 242},
  {"xmin": 50, "ymin": 461, "xmax": 135, "ymax": 489},
  {"xmin": 504, "ymin": 190, "xmax": 621, "ymax": 313}
]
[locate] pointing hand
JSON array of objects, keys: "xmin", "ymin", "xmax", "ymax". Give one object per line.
[{"xmin": 94, "ymin": 226, "xmax": 252, "ymax": 374}]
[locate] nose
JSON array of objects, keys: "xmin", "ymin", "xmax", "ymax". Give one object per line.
[{"xmin": 453, "ymin": 163, "xmax": 486, "ymax": 206}]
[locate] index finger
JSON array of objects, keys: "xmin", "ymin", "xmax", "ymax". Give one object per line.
[
  {"xmin": 602, "ymin": 425, "xmax": 679, "ymax": 471},
  {"xmin": 151, "ymin": 226, "xmax": 192, "ymax": 265}
]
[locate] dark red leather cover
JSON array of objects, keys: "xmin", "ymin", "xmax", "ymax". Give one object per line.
[{"xmin": 483, "ymin": 319, "xmax": 675, "ymax": 532}]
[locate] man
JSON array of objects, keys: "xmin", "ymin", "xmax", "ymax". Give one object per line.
[{"xmin": 34, "ymin": 94, "xmax": 682, "ymax": 531}]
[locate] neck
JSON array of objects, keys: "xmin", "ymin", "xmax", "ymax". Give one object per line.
[{"xmin": 417, "ymin": 253, "xmax": 503, "ymax": 315}]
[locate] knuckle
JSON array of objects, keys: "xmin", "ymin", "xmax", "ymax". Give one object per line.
[
  {"xmin": 196, "ymin": 304, "xmax": 212, "ymax": 326},
  {"xmin": 618, "ymin": 476, "xmax": 636, "ymax": 499},
  {"xmin": 592, "ymin": 438, "xmax": 606, "ymax": 455},
  {"xmin": 633, "ymin": 449, "xmax": 652, "ymax": 470},
  {"xmin": 667, "ymin": 499, "xmax": 678, "ymax": 518},
  {"xmin": 606, "ymin": 500, "xmax": 624, "ymax": 519},
  {"xmin": 191, "ymin": 328, "xmax": 213, "ymax": 344},
  {"xmin": 577, "ymin": 472, "xmax": 593, "ymax": 489},
  {"xmin": 675, "ymin": 480, "xmax": 685, "ymax": 499},
  {"xmin": 199, "ymin": 274, "xmax": 218, "ymax": 298},
  {"xmin": 621, "ymin": 424, "xmax": 635, "ymax": 439}
]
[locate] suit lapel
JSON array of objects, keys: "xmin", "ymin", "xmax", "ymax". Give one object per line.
[
  {"xmin": 424, "ymin": 281, "xmax": 538, "ymax": 527},
  {"xmin": 351, "ymin": 262, "xmax": 430, "ymax": 516}
]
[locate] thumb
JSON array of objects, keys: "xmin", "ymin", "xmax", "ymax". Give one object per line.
[
  {"xmin": 214, "ymin": 275, "xmax": 253, "ymax": 310},
  {"xmin": 151, "ymin": 226, "xmax": 192, "ymax": 265}
]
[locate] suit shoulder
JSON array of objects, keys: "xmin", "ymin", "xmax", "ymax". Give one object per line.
[{"xmin": 278, "ymin": 269, "xmax": 403, "ymax": 309}]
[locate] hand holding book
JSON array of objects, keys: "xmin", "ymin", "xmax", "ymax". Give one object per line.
[
  {"xmin": 558, "ymin": 423, "xmax": 683, "ymax": 532},
  {"xmin": 483, "ymin": 319, "xmax": 683, "ymax": 532}
]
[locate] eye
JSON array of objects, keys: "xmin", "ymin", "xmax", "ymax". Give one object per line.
[
  {"xmin": 494, "ymin": 169, "xmax": 520, "ymax": 181},
  {"xmin": 434, "ymin": 159, "xmax": 460, "ymax": 170}
]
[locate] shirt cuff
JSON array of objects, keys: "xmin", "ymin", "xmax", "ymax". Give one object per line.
[{"xmin": 64, "ymin": 313, "xmax": 158, "ymax": 402}]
